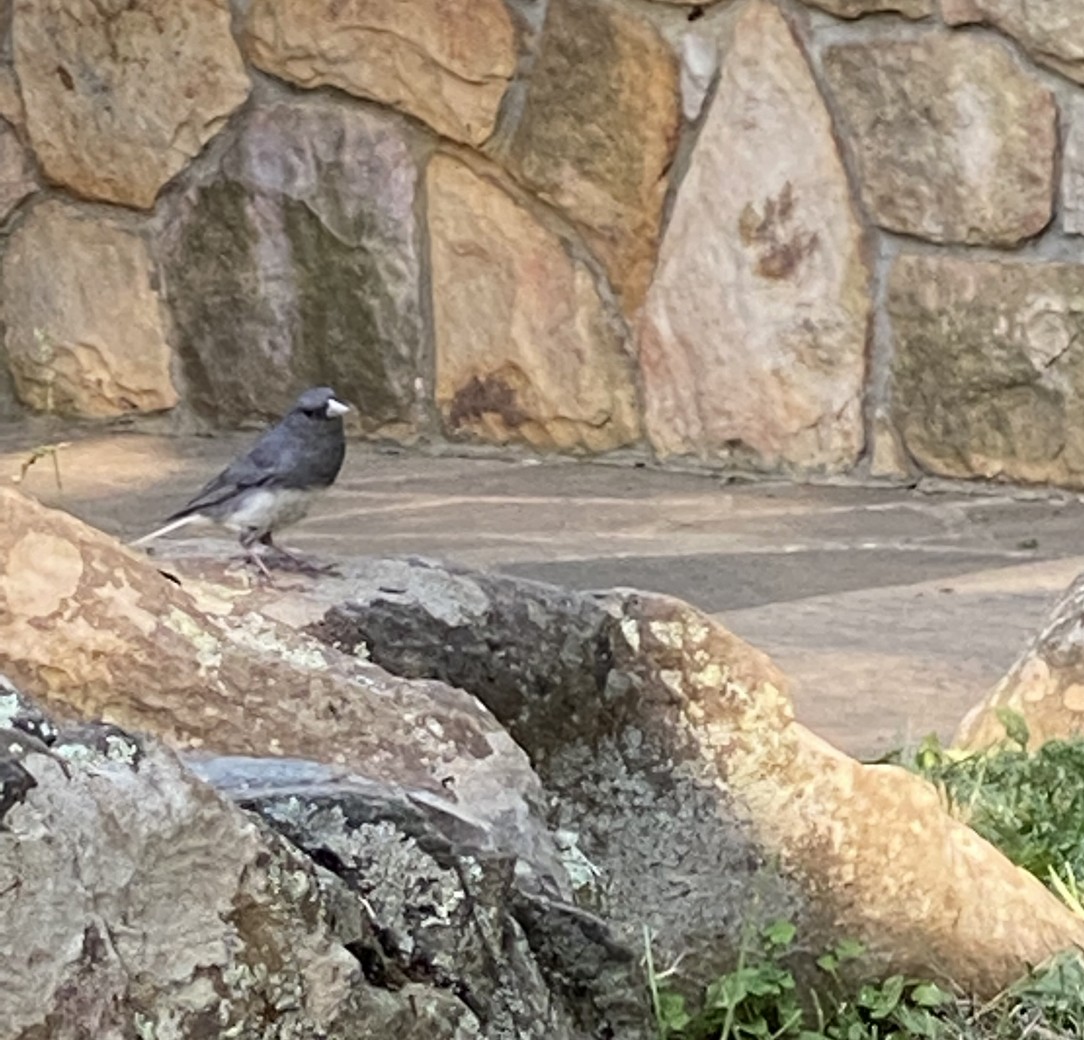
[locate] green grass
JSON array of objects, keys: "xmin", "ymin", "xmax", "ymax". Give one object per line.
[
  {"xmin": 647, "ymin": 921, "xmax": 1084, "ymax": 1040},
  {"xmin": 648, "ymin": 711, "xmax": 1084, "ymax": 1040},
  {"xmin": 909, "ymin": 709, "xmax": 1084, "ymax": 891}
]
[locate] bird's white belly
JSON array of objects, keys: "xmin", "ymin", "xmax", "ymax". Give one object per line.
[{"xmin": 223, "ymin": 488, "xmax": 316, "ymax": 533}]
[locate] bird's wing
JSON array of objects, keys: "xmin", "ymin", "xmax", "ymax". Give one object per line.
[{"xmin": 166, "ymin": 424, "xmax": 306, "ymax": 521}]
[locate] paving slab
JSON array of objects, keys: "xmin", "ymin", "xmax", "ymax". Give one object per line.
[{"xmin": 2, "ymin": 424, "xmax": 1082, "ymax": 759}]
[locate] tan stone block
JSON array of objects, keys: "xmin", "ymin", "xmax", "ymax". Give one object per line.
[
  {"xmin": 889, "ymin": 253, "xmax": 1084, "ymax": 487},
  {"xmin": 2, "ymin": 201, "xmax": 177, "ymax": 417},
  {"xmin": 637, "ymin": 0, "xmax": 870, "ymax": 473},
  {"xmin": 242, "ymin": 0, "xmax": 515, "ymax": 147},
  {"xmin": 508, "ymin": 0, "xmax": 680, "ymax": 312},
  {"xmin": 427, "ymin": 155, "xmax": 640, "ymax": 453},
  {"xmin": 823, "ymin": 32, "xmax": 1056, "ymax": 245},
  {"xmin": 12, "ymin": 0, "xmax": 250, "ymax": 209}
]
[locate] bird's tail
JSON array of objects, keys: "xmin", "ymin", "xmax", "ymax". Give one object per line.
[{"xmin": 130, "ymin": 513, "xmax": 202, "ymax": 548}]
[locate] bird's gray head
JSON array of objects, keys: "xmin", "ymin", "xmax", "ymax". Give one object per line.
[{"xmin": 292, "ymin": 386, "xmax": 350, "ymax": 421}]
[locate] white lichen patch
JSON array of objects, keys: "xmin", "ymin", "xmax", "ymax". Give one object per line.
[
  {"xmin": 0, "ymin": 692, "xmax": 20, "ymax": 727},
  {"xmin": 692, "ymin": 662, "xmax": 725, "ymax": 690},
  {"xmin": 461, "ymin": 856, "xmax": 485, "ymax": 884},
  {"xmin": 229, "ymin": 613, "xmax": 329, "ymax": 672},
  {"xmin": 425, "ymin": 717, "xmax": 445, "ymax": 740},
  {"xmin": 104, "ymin": 733, "xmax": 139, "ymax": 765},
  {"xmin": 760, "ymin": 682, "xmax": 793, "ymax": 722},
  {"xmin": 134, "ymin": 1008, "xmax": 185, "ymax": 1040},
  {"xmin": 53, "ymin": 741, "xmax": 98, "ymax": 766},
  {"xmin": 649, "ymin": 620, "xmax": 686, "ymax": 648},
  {"xmin": 166, "ymin": 607, "xmax": 223, "ymax": 674},
  {"xmin": 683, "ymin": 618, "xmax": 710, "ymax": 645},
  {"xmin": 620, "ymin": 617, "xmax": 641, "ymax": 652},
  {"xmin": 273, "ymin": 867, "xmax": 312, "ymax": 904},
  {"xmin": 659, "ymin": 669, "xmax": 685, "ymax": 696},
  {"xmin": 554, "ymin": 829, "xmax": 603, "ymax": 892}
]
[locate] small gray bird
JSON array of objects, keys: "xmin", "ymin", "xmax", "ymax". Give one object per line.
[{"xmin": 134, "ymin": 387, "xmax": 349, "ymax": 575}]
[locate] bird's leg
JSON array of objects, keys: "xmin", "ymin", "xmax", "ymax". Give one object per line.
[
  {"xmin": 259, "ymin": 530, "xmax": 302, "ymax": 564},
  {"xmin": 239, "ymin": 529, "xmax": 276, "ymax": 584},
  {"xmin": 249, "ymin": 549, "xmax": 276, "ymax": 583}
]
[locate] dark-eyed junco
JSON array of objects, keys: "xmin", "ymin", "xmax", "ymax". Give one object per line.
[{"xmin": 133, "ymin": 387, "xmax": 348, "ymax": 575}]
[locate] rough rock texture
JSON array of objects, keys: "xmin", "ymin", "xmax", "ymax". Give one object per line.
[
  {"xmin": 6, "ymin": 487, "xmax": 1083, "ymax": 1013},
  {"xmin": 1063, "ymin": 97, "xmax": 1084, "ymax": 236},
  {"xmin": 0, "ymin": 685, "xmax": 642, "ymax": 1039},
  {"xmin": 307, "ymin": 557, "xmax": 1084, "ymax": 998},
  {"xmin": 0, "ymin": 499, "xmax": 651, "ymax": 1038},
  {"xmin": 0, "ymin": 488, "xmax": 552, "ymax": 879},
  {"xmin": 0, "ymin": 120, "xmax": 35, "ymax": 222},
  {"xmin": 799, "ymin": 0, "xmax": 933, "ymax": 15},
  {"xmin": 1, "ymin": 200, "xmax": 177, "ymax": 418},
  {"xmin": 822, "ymin": 32, "xmax": 1056, "ymax": 245},
  {"xmin": 161, "ymin": 91, "xmax": 422, "ymax": 430},
  {"xmin": 427, "ymin": 155, "xmax": 641, "ymax": 452},
  {"xmin": 637, "ymin": 0, "xmax": 869, "ymax": 472},
  {"xmin": 942, "ymin": 0, "xmax": 1084, "ymax": 85},
  {"xmin": 11, "ymin": 0, "xmax": 250, "ymax": 209},
  {"xmin": 888, "ymin": 253, "xmax": 1084, "ymax": 487},
  {"xmin": 0, "ymin": 695, "xmax": 366, "ymax": 1039},
  {"xmin": 956, "ymin": 572, "xmax": 1084, "ymax": 750},
  {"xmin": 198, "ymin": 756, "xmax": 650, "ymax": 1040},
  {"xmin": 507, "ymin": 0, "xmax": 680, "ymax": 311},
  {"xmin": 242, "ymin": 0, "xmax": 515, "ymax": 147}
]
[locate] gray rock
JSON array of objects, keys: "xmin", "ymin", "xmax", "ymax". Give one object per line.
[
  {"xmin": 195, "ymin": 753, "xmax": 650, "ymax": 1040},
  {"xmin": 159, "ymin": 88, "xmax": 424, "ymax": 433},
  {"xmin": 0, "ymin": 680, "xmax": 648, "ymax": 1039},
  {"xmin": 308, "ymin": 559, "xmax": 805, "ymax": 990},
  {"xmin": 0, "ymin": 686, "xmax": 372, "ymax": 1039},
  {"xmin": 306, "ymin": 558, "xmax": 1084, "ymax": 998}
]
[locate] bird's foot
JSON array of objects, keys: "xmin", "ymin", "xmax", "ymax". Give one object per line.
[{"xmin": 243, "ymin": 548, "xmax": 277, "ymax": 586}]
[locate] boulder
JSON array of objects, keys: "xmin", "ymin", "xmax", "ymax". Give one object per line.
[
  {"xmin": 1, "ymin": 200, "xmax": 177, "ymax": 418},
  {"xmin": 506, "ymin": 0, "xmax": 680, "ymax": 311},
  {"xmin": 197, "ymin": 755, "xmax": 649, "ymax": 1040},
  {"xmin": 0, "ymin": 496, "xmax": 647, "ymax": 1039},
  {"xmin": 305, "ymin": 557, "xmax": 1084, "ymax": 998},
  {"xmin": 956, "ymin": 571, "xmax": 1084, "ymax": 750},
  {"xmin": 0, "ymin": 682, "xmax": 643, "ymax": 1039},
  {"xmin": 0, "ymin": 488, "xmax": 551, "ymax": 871},
  {"xmin": 427, "ymin": 155, "xmax": 641, "ymax": 452},
  {"xmin": 888, "ymin": 252, "xmax": 1084, "ymax": 487},
  {"xmin": 637, "ymin": 0, "xmax": 870, "ymax": 473},
  {"xmin": 822, "ymin": 31, "xmax": 1055, "ymax": 245},
  {"xmin": 12, "ymin": 0, "xmax": 250, "ymax": 209},
  {"xmin": 6, "ymin": 487, "xmax": 1083, "ymax": 1009},
  {"xmin": 0, "ymin": 687, "xmax": 365, "ymax": 1039},
  {"xmin": 159, "ymin": 89, "xmax": 423, "ymax": 432},
  {"xmin": 241, "ymin": 0, "xmax": 516, "ymax": 147},
  {"xmin": 942, "ymin": 0, "xmax": 1084, "ymax": 85}
]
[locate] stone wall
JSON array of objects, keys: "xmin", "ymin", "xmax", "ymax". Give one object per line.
[{"xmin": 2, "ymin": 0, "xmax": 1083, "ymax": 486}]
